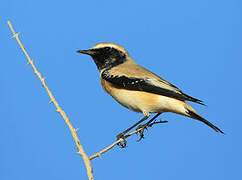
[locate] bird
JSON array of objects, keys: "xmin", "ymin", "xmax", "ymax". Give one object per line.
[{"xmin": 76, "ymin": 42, "xmax": 224, "ymax": 143}]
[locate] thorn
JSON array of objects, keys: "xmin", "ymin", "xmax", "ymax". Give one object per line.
[
  {"xmin": 26, "ymin": 61, "xmax": 30, "ymax": 65},
  {"xmin": 75, "ymin": 128, "xmax": 80, "ymax": 133},
  {"xmin": 56, "ymin": 109, "xmax": 60, "ymax": 113},
  {"xmin": 97, "ymin": 153, "xmax": 102, "ymax": 159},
  {"xmin": 75, "ymin": 151, "xmax": 81, "ymax": 155},
  {"xmin": 11, "ymin": 32, "xmax": 20, "ymax": 39},
  {"xmin": 49, "ymin": 99, "xmax": 53, "ymax": 104}
]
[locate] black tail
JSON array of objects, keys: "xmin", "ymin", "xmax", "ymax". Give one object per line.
[
  {"xmin": 186, "ymin": 109, "xmax": 224, "ymax": 134},
  {"xmin": 183, "ymin": 93, "xmax": 206, "ymax": 106}
]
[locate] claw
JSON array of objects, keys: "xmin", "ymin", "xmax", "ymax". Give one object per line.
[
  {"xmin": 137, "ymin": 131, "xmax": 145, "ymax": 142},
  {"xmin": 136, "ymin": 119, "xmax": 169, "ymax": 141},
  {"xmin": 136, "ymin": 124, "xmax": 147, "ymax": 142},
  {"xmin": 116, "ymin": 133, "xmax": 127, "ymax": 148},
  {"xmin": 117, "ymin": 140, "xmax": 127, "ymax": 148}
]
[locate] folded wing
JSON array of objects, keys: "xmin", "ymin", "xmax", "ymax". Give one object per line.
[{"xmin": 101, "ymin": 68, "xmax": 205, "ymax": 105}]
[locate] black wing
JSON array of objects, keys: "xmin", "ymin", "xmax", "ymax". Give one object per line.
[{"xmin": 102, "ymin": 70, "xmax": 205, "ymax": 105}]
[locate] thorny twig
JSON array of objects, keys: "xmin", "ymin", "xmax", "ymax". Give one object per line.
[{"xmin": 7, "ymin": 21, "xmax": 94, "ymax": 180}]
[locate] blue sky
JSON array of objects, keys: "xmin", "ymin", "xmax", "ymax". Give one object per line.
[{"xmin": 1, "ymin": 0, "xmax": 242, "ymax": 179}]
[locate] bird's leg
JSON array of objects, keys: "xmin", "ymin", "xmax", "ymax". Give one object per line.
[
  {"xmin": 116, "ymin": 114, "xmax": 149, "ymax": 148},
  {"xmin": 136, "ymin": 113, "xmax": 161, "ymax": 140},
  {"xmin": 117, "ymin": 114, "xmax": 150, "ymax": 138},
  {"xmin": 136, "ymin": 113, "xmax": 168, "ymax": 141},
  {"xmin": 145, "ymin": 113, "xmax": 162, "ymax": 127}
]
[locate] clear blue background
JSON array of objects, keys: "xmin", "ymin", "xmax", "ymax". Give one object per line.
[{"xmin": 1, "ymin": 0, "xmax": 241, "ymax": 179}]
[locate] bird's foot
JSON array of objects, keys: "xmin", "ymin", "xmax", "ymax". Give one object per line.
[
  {"xmin": 136, "ymin": 124, "xmax": 148, "ymax": 142},
  {"xmin": 116, "ymin": 133, "xmax": 127, "ymax": 148},
  {"xmin": 136, "ymin": 119, "xmax": 168, "ymax": 141}
]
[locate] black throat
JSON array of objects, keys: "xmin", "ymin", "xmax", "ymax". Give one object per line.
[{"xmin": 90, "ymin": 47, "xmax": 127, "ymax": 71}]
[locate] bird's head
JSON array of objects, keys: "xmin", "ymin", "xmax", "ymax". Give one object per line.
[{"xmin": 77, "ymin": 42, "xmax": 130, "ymax": 71}]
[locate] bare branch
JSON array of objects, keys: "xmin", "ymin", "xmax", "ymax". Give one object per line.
[{"xmin": 8, "ymin": 21, "xmax": 94, "ymax": 180}]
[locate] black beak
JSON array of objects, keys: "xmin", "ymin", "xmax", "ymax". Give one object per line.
[{"xmin": 76, "ymin": 49, "xmax": 95, "ymax": 56}]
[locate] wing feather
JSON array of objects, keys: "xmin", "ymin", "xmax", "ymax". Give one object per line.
[{"xmin": 102, "ymin": 66, "xmax": 205, "ymax": 105}]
